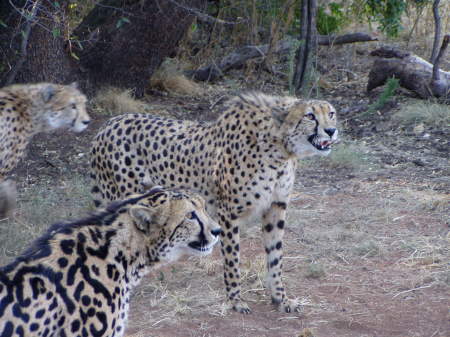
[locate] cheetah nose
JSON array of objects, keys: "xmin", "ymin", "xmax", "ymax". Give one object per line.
[
  {"xmin": 324, "ymin": 128, "xmax": 336, "ymax": 137},
  {"xmin": 211, "ymin": 228, "xmax": 222, "ymax": 237},
  {"xmin": 82, "ymin": 120, "xmax": 90, "ymax": 125}
]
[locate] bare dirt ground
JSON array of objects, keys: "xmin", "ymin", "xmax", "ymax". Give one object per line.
[{"xmin": 1, "ymin": 42, "xmax": 449, "ymax": 337}]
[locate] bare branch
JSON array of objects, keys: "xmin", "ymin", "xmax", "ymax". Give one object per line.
[{"xmin": 165, "ymin": 0, "xmax": 245, "ymax": 26}]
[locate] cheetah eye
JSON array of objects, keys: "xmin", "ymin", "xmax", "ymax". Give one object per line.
[
  {"xmin": 71, "ymin": 103, "xmax": 77, "ymax": 109},
  {"xmin": 329, "ymin": 111, "xmax": 335, "ymax": 119},
  {"xmin": 186, "ymin": 211, "xmax": 196, "ymax": 220},
  {"xmin": 305, "ymin": 112, "xmax": 315, "ymax": 121}
]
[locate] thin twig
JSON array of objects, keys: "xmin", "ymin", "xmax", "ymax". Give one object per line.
[
  {"xmin": 165, "ymin": 0, "xmax": 245, "ymax": 26},
  {"xmin": 392, "ymin": 285, "xmax": 432, "ymax": 299}
]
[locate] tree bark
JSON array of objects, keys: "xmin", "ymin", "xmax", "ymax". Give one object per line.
[
  {"xmin": 292, "ymin": 0, "xmax": 318, "ymax": 96},
  {"xmin": 1, "ymin": 0, "xmax": 205, "ymax": 97},
  {"xmin": 317, "ymin": 32, "xmax": 377, "ymax": 46},
  {"xmin": 72, "ymin": 0, "xmax": 205, "ymax": 97},
  {"xmin": 368, "ymin": 44, "xmax": 450, "ymax": 99},
  {"xmin": 430, "ymin": 0, "xmax": 441, "ymax": 63},
  {"xmin": 0, "ymin": 0, "xmax": 74, "ymax": 86}
]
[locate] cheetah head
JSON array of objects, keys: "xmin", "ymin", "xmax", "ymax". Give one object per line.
[
  {"xmin": 273, "ymin": 99, "xmax": 339, "ymax": 158},
  {"xmin": 38, "ymin": 82, "xmax": 90, "ymax": 133},
  {"xmin": 125, "ymin": 187, "xmax": 221, "ymax": 263}
]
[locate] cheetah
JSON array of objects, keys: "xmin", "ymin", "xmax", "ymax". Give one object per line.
[
  {"xmin": 0, "ymin": 186, "xmax": 221, "ymax": 337},
  {"xmin": 90, "ymin": 92, "xmax": 338, "ymax": 313},
  {"xmin": 0, "ymin": 82, "xmax": 90, "ymax": 219}
]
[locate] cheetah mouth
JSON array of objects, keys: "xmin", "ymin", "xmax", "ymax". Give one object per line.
[
  {"xmin": 188, "ymin": 241, "xmax": 214, "ymax": 254},
  {"xmin": 308, "ymin": 134, "xmax": 333, "ymax": 151}
]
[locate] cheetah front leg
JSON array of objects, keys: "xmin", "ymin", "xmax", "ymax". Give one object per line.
[
  {"xmin": 262, "ymin": 201, "xmax": 301, "ymax": 313},
  {"xmin": 218, "ymin": 211, "xmax": 251, "ymax": 314}
]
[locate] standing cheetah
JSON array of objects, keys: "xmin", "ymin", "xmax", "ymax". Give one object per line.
[
  {"xmin": 90, "ymin": 92, "xmax": 338, "ymax": 313},
  {"xmin": 0, "ymin": 82, "xmax": 90, "ymax": 219},
  {"xmin": 0, "ymin": 186, "xmax": 220, "ymax": 336}
]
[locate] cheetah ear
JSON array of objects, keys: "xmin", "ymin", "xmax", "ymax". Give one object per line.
[
  {"xmin": 129, "ymin": 205, "xmax": 159, "ymax": 234},
  {"xmin": 41, "ymin": 85, "xmax": 56, "ymax": 103},
  {"xmin": 271, "ymin": 107, "xmax": 289, "ymax": 125}
]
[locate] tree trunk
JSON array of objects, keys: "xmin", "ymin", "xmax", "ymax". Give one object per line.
[
  {"xmin": 1, "ymin": 0, "xmax": 204, "ymax": 97},
  {"xmin": 0, "ymin": 0, "xmax": 74, "ymax": 86},
  {"xmin": 430, "ymin": 0, "xmax": 441, "ymax": 63},
  {"xmin": 72, "ymin": 0, "xmax": 205, "ymax": 97},
  {"xmin": 292, "ymin": 0, "xmax": 318, "ymax": 96}
]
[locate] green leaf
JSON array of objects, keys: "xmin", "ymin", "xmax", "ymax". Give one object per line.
[
  {"xmin": 52, "ymin": 28, "xmax": 61, "ymax": 38},
  {"xmin": 70, "ymin": 52, "xmax": 80, "ymax": 60},
  {"xmin": 116, "ymin": 17, "xmax": 130, "ymax": 29}
]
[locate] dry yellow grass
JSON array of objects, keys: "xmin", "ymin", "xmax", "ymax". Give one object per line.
[
  {"xmin": 150, "ymin": 59, "xmax": 204, "ymax": 96},
  {"xmin": 93, "ymin": 87, "xmax": 147, "ymax": 115}
]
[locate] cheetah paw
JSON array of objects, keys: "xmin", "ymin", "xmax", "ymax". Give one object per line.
[
  {"xmin": 276, "ymin": 298, "xmax": 302, "ymax": 313},
  {"xmin": 231, "ymin": 299, "xmax": 251, "ymax": 314}
]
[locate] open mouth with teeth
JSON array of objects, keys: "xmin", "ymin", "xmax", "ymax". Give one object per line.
[
  {"xmin": 188, "ymin": 241, "xmax": 214, "ymax": 253},
  {"xmin": 308, "ymin": 134, "xmax": 333, "ymax": 151}
]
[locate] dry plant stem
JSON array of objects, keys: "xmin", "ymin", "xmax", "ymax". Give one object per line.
[
  {"xmin": 430, "ymin": 0, "xmax": 441, "ymax": 64},
  {"xmin": 265, "ymin": 0, "xmax": 295, "ymax": 72}
]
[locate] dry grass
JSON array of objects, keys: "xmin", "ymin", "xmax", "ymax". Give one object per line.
[
  {"xmin": 304, "ymin": 263, "xmax": 326, "ymax": 279},
  {"xmin": 150, "ymin": 58, "xmax": 204, "ymax": 96},
  {"xmin": 0, "ymin": 175, "xmax": 92, "ymax": 265},
  {"xmin": 299, "ymin": 141, "xmax": 372, "ymax": 171},
  {"xmin": 93, "ymin": 87, "xmax": 147, "ymax": 115},
  {"xmin": 392, "ymin": 99, "xmax": 450, "ymax": 127}
]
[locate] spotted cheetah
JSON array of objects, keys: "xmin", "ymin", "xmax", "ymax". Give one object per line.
[
  {"xmin": 0, "ymin": 186, "xmax": 220, "ymax": 336},
  {"xmin": 0, "ymin": 82, "xmax": 90, "ymax": 219},
  {"xmin": 90, "ymin": 92, "xmax": 338, "ymax": 313}
]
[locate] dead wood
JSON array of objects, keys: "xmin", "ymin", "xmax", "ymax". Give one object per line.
[
  {"xmin": 368, "ymin": 40, "xmax": 450, "ymax": 99},
  {"xmin": 317, "ymin": 32, "xmax": 378, "ymax": 46},
  {"xmin": 188, "ymin": 32, "xmax": 378, "ymax": 82}
]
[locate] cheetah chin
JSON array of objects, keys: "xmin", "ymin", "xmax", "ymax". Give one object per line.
[{"xmin": 307, "ymin": 134, "xmax": 338, "ymax": 152}]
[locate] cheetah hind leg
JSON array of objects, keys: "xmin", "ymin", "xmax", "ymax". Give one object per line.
[{"xmin": 0, "ymin": 180, "xmax": 17, "ymax": 220}]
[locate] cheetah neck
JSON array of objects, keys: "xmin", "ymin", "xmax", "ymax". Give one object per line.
[
  {"xmin": 1, "ymin": 212, "xmax": 158, "ymax": 290},
  {"xmin": 213, "ymin": 107, "xmax": 291, "ymax": 165}
]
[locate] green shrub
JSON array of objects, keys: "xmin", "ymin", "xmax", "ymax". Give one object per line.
[
  {"xmin": 366, "ymin": 77, "xmax": 400, "ymax": 114},
  {"xmin": 317, "ymin": 2, "xmax": 347, "ymax": 35}
]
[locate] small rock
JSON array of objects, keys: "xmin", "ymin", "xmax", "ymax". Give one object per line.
[
  {"xmin": 422, "ymin": 133, "xmax": 431, "ymax": 139},
  {"xmin": 413, "ymin": 123, "xmax": 424, "ymax": 135}
]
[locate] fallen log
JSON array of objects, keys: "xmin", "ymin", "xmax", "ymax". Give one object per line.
[
  {"xmin": 318, "ymin": 32, "xmax": 378, "ymax": 46},
  {"xmin": 188, "ymin": 32, "xmax": 377, "ymax": 81},
  {"xmin": 367, "ymin": 36, "xmax": 450, "ymax": 99}
]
